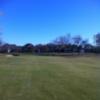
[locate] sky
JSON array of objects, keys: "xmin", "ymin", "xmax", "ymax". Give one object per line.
[{"xmin": 0, "ymin": 0, "xmax": 100, "ymax": 45}]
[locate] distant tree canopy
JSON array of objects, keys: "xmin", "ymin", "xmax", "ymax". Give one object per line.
[
  {"xmin": 22, "ymin": 43, "xmax": 34, "ymax": 53},
  {"xmin": 0, "ymin": 33, "xmax": 100, "ymax": 54}
]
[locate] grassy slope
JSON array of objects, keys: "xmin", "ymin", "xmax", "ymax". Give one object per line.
[{"xmin": 0, "ymin": 55, "xmax": 99, "ymax": 100}]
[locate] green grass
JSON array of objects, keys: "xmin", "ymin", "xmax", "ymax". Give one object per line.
[{"xmin": 0, "ymin": 55, "xmax": 99, "ymax": 100}]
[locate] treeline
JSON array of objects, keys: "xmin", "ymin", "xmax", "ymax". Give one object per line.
[{"xmin": 0, "ymin": 33, "xmax": 100, "ymax": 54}]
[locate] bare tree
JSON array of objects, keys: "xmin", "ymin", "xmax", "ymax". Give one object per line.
[
  {"xmin": 0, "ymin": 33, "xmax": 3, "ymax": 46},
  {"xmin": 94, "ymin": 33, "xmax": 100, "ymax": 46},
  {"xmin": 73, "ymin": 35, "xmax": 82, "ymax": 45},
  {"xmin": 81, "ymin": 39, "xmax": 88, "ymax": 46},
  {"xmin": 53, "ymin": 34, "xmax": 71, "ymax": 45}
]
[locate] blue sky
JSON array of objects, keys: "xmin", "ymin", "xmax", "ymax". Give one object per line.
[{"xmin": 0, "ymin": 0, "xmax": 100, "ymax": 45}]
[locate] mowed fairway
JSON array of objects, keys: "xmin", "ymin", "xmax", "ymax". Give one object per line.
[{"xmin": 0, "ymin": 55, "xmax": 99, "ymax": 100}]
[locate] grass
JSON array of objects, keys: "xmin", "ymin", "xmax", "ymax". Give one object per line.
[{"xmin": 0, "ymin": 54, "xmax": 99, "ymax": 100}]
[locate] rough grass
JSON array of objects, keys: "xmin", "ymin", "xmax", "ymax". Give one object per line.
[{"xmin": 0, "ymin": 55, "xmax": 99, "ymax": 100}]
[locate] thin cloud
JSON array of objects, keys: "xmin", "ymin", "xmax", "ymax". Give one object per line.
[{"xmin": 0, "ymin": 11, "xmax": 4, "ymax": 16}]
